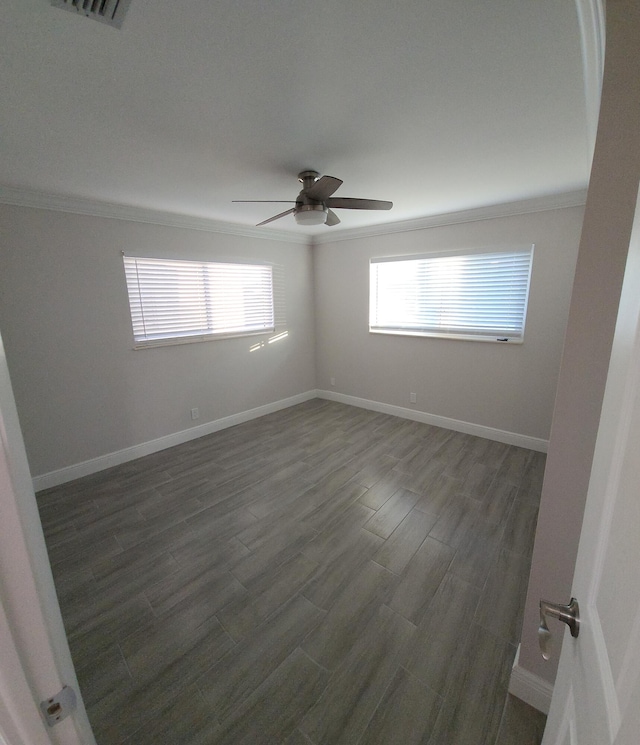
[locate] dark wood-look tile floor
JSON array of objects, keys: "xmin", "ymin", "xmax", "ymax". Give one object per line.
[{"xmin": 37, "ymin": 400, "xmax": 547, "ymax": 744}]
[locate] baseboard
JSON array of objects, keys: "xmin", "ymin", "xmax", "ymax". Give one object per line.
[
  {"xmin": 316, "ymin": 390, "xmax": 549, "ymax": 452},
  {"xmin": 509, "ymin": 647, "xmax": 554, "ymax": 714},
  {"xmin": 32, "ymin": 390, "xmax": 318, "ymax": 491}
]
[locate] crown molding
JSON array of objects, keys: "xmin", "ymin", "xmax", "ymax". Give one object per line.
[
  {"xmin": 312, "ymin": 189, "xmax": 588, "ymax": 244},
  {"xmin": 0, "ymin": 187, "xmax": 308, "ymax": 245},
  {"xmin": 0, "ymin": 186, "xmax": 588, "ymax": 246}
]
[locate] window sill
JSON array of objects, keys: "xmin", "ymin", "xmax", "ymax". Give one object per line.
[
  {"xmin": 131, "ymin": 328, "xmax": 275, "ymax": 350},
  {"xmin": 369, "ymin": 329, "xmax": 524, "ymax": 344}
]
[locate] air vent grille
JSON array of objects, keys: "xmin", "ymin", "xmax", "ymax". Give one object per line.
[{"xmin": 50, "ymin": 0, "xmax": 131, "ymax": 29}]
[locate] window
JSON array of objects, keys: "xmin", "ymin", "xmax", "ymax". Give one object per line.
[
  {"xmin": 123, "ymin": 256, "xmax": 274, "ymax": 348},
  {"xmin": 369, "ymin": 246, "xmax": 533, "ymax": 342}
]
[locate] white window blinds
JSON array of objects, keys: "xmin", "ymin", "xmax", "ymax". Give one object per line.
[
  {"xmin": 369, "ymin": 247, "xmax": 533, "ymax": 342},
  {"xmin": 123, "ymin": 256, "xmax": 274, "ymax": 347}
]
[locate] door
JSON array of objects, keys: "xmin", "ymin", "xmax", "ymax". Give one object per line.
[
  {"xmin": 0, "ymin": 331, "xmax": 95, "ymax": 744},
  {"xmin": 542, "ymin": 186, "xmax": 640, "ymax": 743}
]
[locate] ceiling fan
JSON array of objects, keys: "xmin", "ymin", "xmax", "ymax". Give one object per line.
[{"xmin": 233, "ymin": 170, "xmax": 393, "ymax": 227}]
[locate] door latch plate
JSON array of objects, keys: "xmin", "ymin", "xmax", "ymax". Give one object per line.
[{"xmin": 40, "ymin": 685, "xmax": 77, "ymax": 726}]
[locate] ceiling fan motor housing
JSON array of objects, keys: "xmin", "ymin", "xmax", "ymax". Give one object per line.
[
  {"xmin": 297, "ymin": 170, "xmax": 321, "ymax": 189},
  {"xmin": 295, "ymin": 172, "xmax": 327, "ymax": 224}
]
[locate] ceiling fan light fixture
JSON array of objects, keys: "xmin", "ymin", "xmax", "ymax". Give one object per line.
[{"xmin": 294, "ymin": 204, "xmax": 327, "ymax": 225}]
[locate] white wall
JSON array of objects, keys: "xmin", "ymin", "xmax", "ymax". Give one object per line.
[
  {"xmin": 0, "ymin": 205, "xmax": 316, "ymax": 478},
  {"xmin": 313, "ymin": 207, "xmax": 583, "ymax": 441}
]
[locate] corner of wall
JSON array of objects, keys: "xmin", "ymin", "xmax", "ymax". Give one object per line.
[{"xmin": 309, "ymin": 236, "xmax": 321, "ymax": 390}]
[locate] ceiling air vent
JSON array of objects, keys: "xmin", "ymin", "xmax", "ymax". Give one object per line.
[{"xmin": 50, "ymin": 0, "xmax": 132, "ymax": 29}]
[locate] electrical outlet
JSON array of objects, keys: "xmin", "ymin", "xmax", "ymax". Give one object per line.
[
  {"xmin": 330, "ymin": 377, "xmax": 336, "ymax": 386},
  {"xmin": 190, "ymin": 408, "xmax": 200, "ymax": 420},
  {"xmin": 409, "ymin": 392, "xmax": 417, "ymax": 403}
]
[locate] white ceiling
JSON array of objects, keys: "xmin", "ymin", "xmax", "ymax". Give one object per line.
[{"xmin": 0, "ymin": 0, "xmax": 592, "ymax": 235}]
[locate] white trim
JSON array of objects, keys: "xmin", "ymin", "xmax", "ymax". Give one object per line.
[
  {"xmin": 0, "ymin": 186, "xmax": 586, "ymax": 246},
  {"xmin": 574, "ymin": 0, "xmax": 606, "ymax": 162},
  {"xmin": 316, "ymin": 390, "xmax": 548, "ymax": 452},
  {"xmin": 32, "ymin": 391, "xmax": 317, "ymax": 491},
  {"xmin": 312, "ymin": 191, "xmax": 588, "ymax": 244},
  {"xmin": 0, "ymin": 188, "xmax": 307, "ymax": 245},
  {"xmin": 509, "ymin": 654, "xmax": 554, "ymax": 714}
]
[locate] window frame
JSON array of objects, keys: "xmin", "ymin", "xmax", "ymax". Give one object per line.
[
  {"xmin": 369, "ymin": 245, "xmax": 534, "ymax": 344},
  {"xmin": 123, "ymin": 255, "xmax": 275, "ymax": 349}
]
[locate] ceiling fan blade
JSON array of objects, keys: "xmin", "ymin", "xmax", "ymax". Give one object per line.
[
  {"xmin": 326, "ymin": 197, "xmax": 393, "ymax": 211},
  {"xmin": 256, "ymin": 208, "xmax": 295, "ymax": 226},
  {"xmin": 233, "ymin": 200, "xmax": 295, "ymax": 203},
  {"xmin": 325, "ymin": 209, "xmax": 341, "ymax": 226},
  {"xmin": 305, "ymin": 175, "xmax": 343, "ymax": 201}
]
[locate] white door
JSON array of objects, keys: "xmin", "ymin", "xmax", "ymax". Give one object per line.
[
  {"xmin": 542, "ymin": 186, "xmax": 640, "ymax": 744},
  {"xmin": 0, "ymin": 332, "xmax": 95, "ymax": 745}
]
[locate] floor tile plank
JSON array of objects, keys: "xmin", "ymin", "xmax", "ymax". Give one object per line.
[
  {"xmin": 502, "ymin": 500, "xmax": 540, "ymax": 558},
  {"xmin": 89, "ymin": 616, "xmax": 232, "ymax": 743},
  {"xmin": 373, "ymin": 508, "xmax": 438, "ymax": 575},
  {"xmin": 495, "ymin": 694, "xmax": 547, "ymax": 745},
  {"xmin": 403, "ymin": 572, "xmax": 481, "ymax": 695},
  {"xmin": 389, "ymin": 536, "xmax": 456, "ymax": 624},
  {"xmin": 119, "ymin": 684, "xmax": 219, "ymax": 745},
  {"xmin": 357, "ymin": 666, "xmax": 442, "ymax": 745},
  {"xmin": 301, "ymin": 560, "xmax": 397, "ymax": 670},
  {"xmin": 197, "ymin": 594, "xmax": 324, "ymax": 721},
  {"xmin": 448, "ymin": 517, "xmax": 504, "ymax": 589},
  {"xmin": 301, "ymin": 528, "xmax": 384, "ymax": 611},
  {"xmin": 363, "ymin": 488, "xmax": 421, "ymax": 539},
  {"xmin": 413, "ymin": 473, "xmax": 463, "ymax": 515},
  {"xmin": 209, "ymin": 648, "xmax": 329, "ymax": 745},
  {"xmin": 475, "ymin": 548, "xmax": 532, "ymax": 644},
  {"xmin": 358, "ymin": 471, "xmax": 409, "ymax": 510},
  {"xmin": 300, "ymin": 605, "xmax": 415, "ymax": 745},
  {"xmin": 427, "ymin": 624, "xmax": 516, "ymax": 745},
  {"xmin": 218, "ymin": 553, "xmax": 318, "ymax": 641}
]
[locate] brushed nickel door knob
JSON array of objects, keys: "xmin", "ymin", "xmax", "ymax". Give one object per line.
[{"xmin": 538, "ymin": 597, "xmax": 580, "ymax": 660}]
